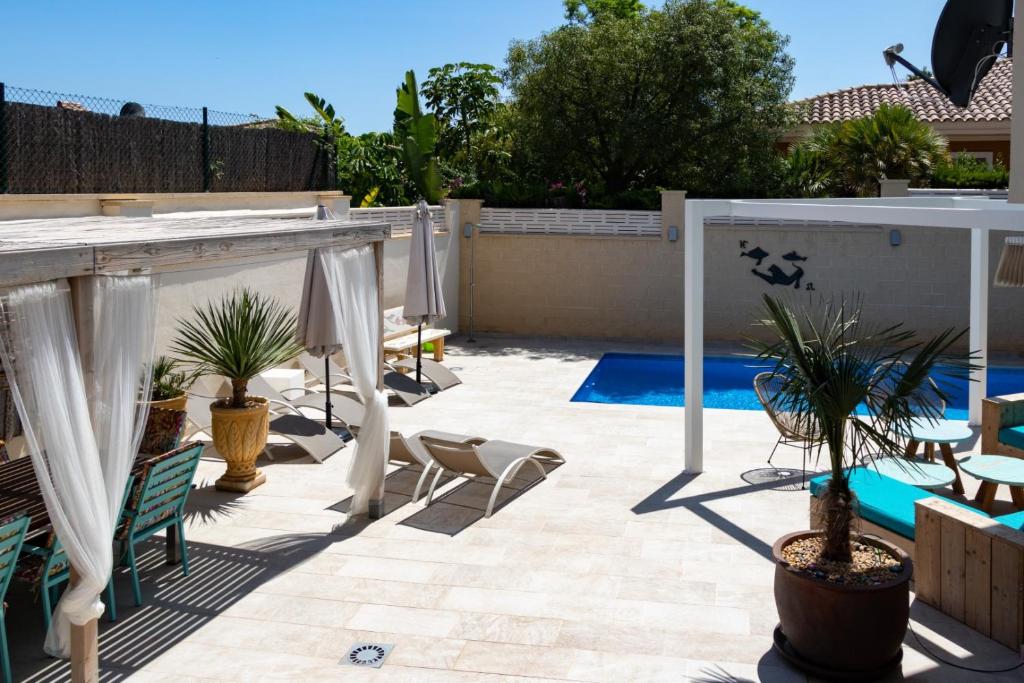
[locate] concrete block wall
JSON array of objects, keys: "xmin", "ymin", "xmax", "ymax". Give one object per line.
[{"xmin": 453, "ymin": 194, "xmax": 1024, "ymax": 354}]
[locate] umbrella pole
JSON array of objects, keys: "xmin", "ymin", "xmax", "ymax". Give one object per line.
[
  {"xmin": 324, "ymin": 356, "xmax": 333, "ymax": 431},
  {"xmin": 416, "ymin": 323, "xmax": 423, "ymax": 384}
]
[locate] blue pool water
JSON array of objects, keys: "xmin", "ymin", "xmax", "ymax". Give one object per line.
[{"xmin": 570, "ymin": 352, "xmax": 1024, "ymax": 420}]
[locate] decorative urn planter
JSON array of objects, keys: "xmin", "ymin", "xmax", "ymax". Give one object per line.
[
  {"xmin": 772, "ymin": 530, "xmax": 912, "ymax": 679},
  {"xmin": 209, "ymin": 396, "xmax": 269, "ymax": 493},
  {"xmin": 148, "ymin": 394, "xmax": 188, "ymax": 412}
]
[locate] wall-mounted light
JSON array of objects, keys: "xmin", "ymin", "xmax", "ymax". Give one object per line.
[
  {"xmin": 668, "ymin": 225, "xmax": 679, "ymax": 242},
  {"xmin": 889, "ymin": 229, "xmax": 902, "ymax": 247},
  {"xmin": 463, "ymin": 222, "xmax": 473, "ymax": 238}
]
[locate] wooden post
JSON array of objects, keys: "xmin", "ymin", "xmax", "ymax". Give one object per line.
[
  {"xmin": 369, "ymin": 240, "xmax": 385, "ymax": 520},
  {"xmin": 68, "ymin": 279, "xmax": 100, "ymax": 682}
]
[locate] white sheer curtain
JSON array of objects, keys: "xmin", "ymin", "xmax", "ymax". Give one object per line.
[
  {"xmin": 0, "ymin": 276, "xmax": 156, "ymax": 657},
  {"xmin": 317, "ymin": 246, "xmax": 389, "ymax": 515}
]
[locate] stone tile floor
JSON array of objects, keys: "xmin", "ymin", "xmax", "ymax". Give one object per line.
[{"xmin": 9, "ymin": 337, "xmax": 1023, "ymax": 681}]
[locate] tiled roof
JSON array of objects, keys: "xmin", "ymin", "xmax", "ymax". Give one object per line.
[{"xmin": 795, "ymin": 58, "xmax": 1012, "ymax": 125}]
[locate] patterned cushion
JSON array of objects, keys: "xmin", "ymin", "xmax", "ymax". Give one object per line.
[
  {"xmin": 383, "ymin": 306, "xmax": 409, "ymax": 337},
  {"xmin": 139, "ymin": 408, "xmax": 187, "ymax": 455}
]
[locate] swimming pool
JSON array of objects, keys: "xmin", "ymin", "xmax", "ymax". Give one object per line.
[{"xmin": 570, "ymin": 352, "xmax": 1024, "ymax": 420}]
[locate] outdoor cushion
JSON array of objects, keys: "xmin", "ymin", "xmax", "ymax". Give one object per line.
[
  {"xmin": 810, "ymin": 469, "xmax": 989, "ymax": 540},
  {"xmin": 994, "ymin": 510, "xmax": 1024, "ymax": 531},
  {"xmin": 997, "ymin": 425, "xmax": 1024, "ymax": 452}
]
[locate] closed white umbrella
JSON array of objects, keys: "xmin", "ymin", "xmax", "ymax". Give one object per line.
[
  {"xmin": 403, "ymin": 200, "xmax": 446, "ymax": 382},
  {"xmin": 297, "ymin": 206, "xmax": 343, "ymax": 431}
]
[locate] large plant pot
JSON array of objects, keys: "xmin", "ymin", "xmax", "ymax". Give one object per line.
[
  {"xmin": 773, "ymin": 530, "xmax": 912, "ymax": 679},
  {"xmin": 148, "ymin": 394, "xmax": 188, "ymax": 412},
  {"xmin": 210, "ymin": 396, "xmax": 269, "ymax": 493}
]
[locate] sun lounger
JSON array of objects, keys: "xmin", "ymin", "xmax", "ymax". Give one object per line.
[
  {"xmin": 419, "ymin": 437, "xmax": 565, "ymax": 517},
  {"xmin": 391, "ymin": 357, "xmax": 462, "ymax": 391},
  {"xmin": 246, "ymin": 374, "xmax": 364, "ymax": 434},
  {"xmin": 299, "ymin": 351, "xmax": 430, "ymax": 407},
  {"xmin": 185, "ymin": 378, "xmax": 347, "ymax": 464}
]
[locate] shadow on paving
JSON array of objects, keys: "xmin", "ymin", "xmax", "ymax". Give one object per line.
[{"xmin": 8, "ymin": 527, "xmax": 349, "ymax": 681}]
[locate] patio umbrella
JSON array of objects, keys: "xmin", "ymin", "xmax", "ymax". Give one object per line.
[
  {"xmin": 403, "ymin": 200, "xmax": 446, "ymax": 383},
  {"xmin": 297, "ymin": 206, "xmax": 342, "ymax": 431},
  {"xmin": 995, "ymin": 236, "xmax": 1024, "ymax": 287}
]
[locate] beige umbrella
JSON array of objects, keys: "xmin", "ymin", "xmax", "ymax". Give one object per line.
[
  {"xmin": 296, "ymin": 206, "xmax": 344, "ymax": 431},
  {"xmin": 403, "ymin": 200, "xmax": 446, "ymax": 383},
  {"xmin": 995, "ymin": 236, "xmax": 1024, "ymax": 287}
]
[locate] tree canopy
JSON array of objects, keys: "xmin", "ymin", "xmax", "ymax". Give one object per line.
[{"xmin": 505, "ymin": 0, "xmax": 795, "ymax": 196}]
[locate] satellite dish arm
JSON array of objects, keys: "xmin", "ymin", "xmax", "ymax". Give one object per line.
[{"xmin": 883, "ymin": 45, "xmax": 950, "ymax": 98}]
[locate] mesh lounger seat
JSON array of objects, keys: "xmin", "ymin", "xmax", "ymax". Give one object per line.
[
  {"xmin": 247, "ymin": 375, "xmax": 364, "ymax": 435},
  {"xmin": 299, "ymin": 352, "xmax": 430, "ymax": 407},
  {"xmin": 391, "ymin": 357, "xmax": 462, "ymax": 391},
  {"xmin": 420, "ymin": 437, "xmax": 565, "ymax": 517},
  {"xmin": 185, "ymin": 378, "xmax": 346, "ymax": 464}
]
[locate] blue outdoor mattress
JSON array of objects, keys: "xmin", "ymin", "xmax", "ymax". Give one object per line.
[
  {"xmin": 998, "ymin": 425, "xmax": 1024, "ymax": 452},
  {"xmin": 809, "ymin": 469, "xmax": 989, "ymax": 540}
]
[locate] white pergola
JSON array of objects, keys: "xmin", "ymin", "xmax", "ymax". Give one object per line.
[{"xmin": 683, "ymin": 196, "xmax": 1024, "ymax": 473}]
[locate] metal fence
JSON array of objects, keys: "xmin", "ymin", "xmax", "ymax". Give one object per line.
[{"xmin": 0, "ymin": 83, "xmax": 334, "ymax": 194}]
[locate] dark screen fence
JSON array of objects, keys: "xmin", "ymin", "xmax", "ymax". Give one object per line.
[{"xmin": 0, "ymin": 83, "xmax": 334, "ymax": 194}]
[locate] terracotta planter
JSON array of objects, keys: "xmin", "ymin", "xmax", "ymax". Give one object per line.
[
  {"xmin": 148, "ymin": 394, "xmax": 188, "ymax": 412},
  {"xmin": 209, "ymin": 396, "xmax": 269, "ymax": 493},
  {"xmin": 773, "ymin": 530, "xmax": 912, "ymax": 677}
]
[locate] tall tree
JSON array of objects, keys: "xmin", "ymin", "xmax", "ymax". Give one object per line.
[
  {"xmin": 564, "ymin": 0, "xmax": 644, "ymax": 24},
  {"xmin": 421, "ymin": 63, "xmax": 502, "ymax": 163},
  {"xmin": 506, "ymin": 0, "xmax": 795, "ymax": 196}
]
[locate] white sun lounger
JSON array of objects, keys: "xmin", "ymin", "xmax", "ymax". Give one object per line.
[
  {"xmin": 419, "ymin": 437, "xmax": 565, "ymax": 517},
  {"xmin": 185, "ymin": 377, "xmax": 347, "ymax": 464},
  {"xmin": 298, "ymin": 352, "xmax": 430, "ymax": 407},
  {"xmin": 391, "ymin": 357, "xmax": 462, "ymax": 391},
  {"xmin": 247, "ymin": 374, "xmax": 365, "ymax": 432}
]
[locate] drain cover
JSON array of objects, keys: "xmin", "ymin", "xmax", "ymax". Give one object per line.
[{"xmin": 342, "ymin": 642, "xmax": 393, "ymax": 668}]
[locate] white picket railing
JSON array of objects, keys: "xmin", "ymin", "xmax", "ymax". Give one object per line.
[
  {"xmin": 478, "ymin": 208, "xmax": 662, "ymax": 237},
  {"xmin": 348, "ymin": 205, "xmax": 446, "ymax": 236}
]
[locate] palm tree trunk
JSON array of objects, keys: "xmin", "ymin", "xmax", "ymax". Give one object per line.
[
  {"xmin": 821, "ymin": 477, "xmax": 854, "ymax": 562},
  {"xmin": 230, "ymin": 379, "xmax": 248, "ymax": 409}
]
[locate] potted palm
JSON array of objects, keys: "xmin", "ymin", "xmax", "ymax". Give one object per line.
[
  {"xmin": 171, "ymin": 288, "xmax": 302, "ymax": 493},
  {"xmin": 147, "ymin": 355, "xmax": 199, "ymax": 412},
  {"xmin": 751, "ymin": 294, "xmax": 973, "ymax": 677}
]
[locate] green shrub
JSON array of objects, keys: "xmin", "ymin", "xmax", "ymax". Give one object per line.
[
  {"xmin": 448, "ymin": 179, "xmax": 662, "ymax": 210},
  {"xmin": 930, "ymin": 153, "xmax": 1009, "ymax": 189}
]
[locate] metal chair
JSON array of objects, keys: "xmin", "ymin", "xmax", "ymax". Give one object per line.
[
  {"xmin": 113, "ymin": 442, "xmax": 203, "ymax": 607},
  {"xmin": 0, "ymin": 513, "xmax": 29, "ymax": 683},
  {"xmin": 753, "ymin": 372, "xmax": 817, "ymax": 488}
]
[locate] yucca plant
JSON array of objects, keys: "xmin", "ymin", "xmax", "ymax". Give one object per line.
[
  {"xmin": 171, "ymin": 288, "xmax": 303, "ymax": 409},
  {"xmin": 149, "ymin": 355, "xmax": 200, "ymax": 401},
  {"xmin": 749, "ymin": 294, "xmax": 974, "ymax": 562}
]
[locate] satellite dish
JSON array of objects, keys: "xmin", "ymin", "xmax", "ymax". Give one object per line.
[
  {"xmin": 883, "ymin": 0, "xmax": 1012, "ymax": 108},
  {"xmin": 119, "ymin": 102, "xmax": 146, "ymax": 118}
]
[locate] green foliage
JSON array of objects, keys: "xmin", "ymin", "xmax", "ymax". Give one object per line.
[
  {"xmin": 337, "ymin": 131, "xmax": 409, "ymax": 206},
  {"xmin": 565, "ymin": 0, "xmax": 644, "ymax": 24},
  {"xmin": 276, "ymin": 93, "xmax": 347, "ymax": 179},
  {"xmin": 449, "ymin": 178, "xmax": 661, "ymax": 209},
  {"xmin": 171, "ymin": 288, "xmax": 303, "ymax": 409},
  {"xmin": 421, "ymin": 63, "xmax": 502, "ymax": 164},
  {"xmin": 394, "ymin": 70, "xmax": 442, "ymax": 204},
  {"xmin": 506, "ymin": 0, "xmax": 795, "ymax": 197},
  {"xmin": 749, "ymin": 295, "xmax": 973, "ymax": 561},
  {"xmin": 149, "ymin": 356, "xmax": 199, "ymax": 402},
  {"xmin": 784, "ymin": 105, "xmax": 948, "ymax": 197},
  {"xmin": 931, "ymin": 152, "xmax": 1009, "ymax": 190}
]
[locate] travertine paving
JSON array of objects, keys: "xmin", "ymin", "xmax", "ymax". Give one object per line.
[{"xmin": 9, "ymin": 337, "xmax": 1022, "ymax": 681}]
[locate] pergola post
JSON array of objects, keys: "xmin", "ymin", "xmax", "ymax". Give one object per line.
[
  {"xmin": 683, "ymin": 199, "xmax": 704, "ymax": 473},
  {"xmin": 969, "ymin": 227, "xmax": 989, "ymax": 426},
  {"xmin": 369, "ymin": 240, "xmax": 386, "ymax": 519}
]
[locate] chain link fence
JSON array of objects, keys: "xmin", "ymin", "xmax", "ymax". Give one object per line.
[{"xmin": 0, "ymin": 83, "xmax": 335, "ymax": 194}]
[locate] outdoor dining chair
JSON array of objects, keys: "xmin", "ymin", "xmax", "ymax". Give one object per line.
[
  {"xmin": 753, "ymin": 371, "xmax": 817, "ymax": 486},
  {"xmin": 0, "ymin": 512, "xmax": 29, "ymax": 683},
  {"xmin": 113, "ymin": 442, "xmax": 203, "ymax": 608}
]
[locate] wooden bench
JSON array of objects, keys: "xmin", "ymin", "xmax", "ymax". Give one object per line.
[
  {"xmin": 384, "ymin": 327, "xmax": 450, "ymax": 362},
  {"xmin": 915, "ymin": 497, "xmax": 1024, "ymax": 652},
  {"xmin": 982, "ymin": 393, "xmax": 1024, "ymax": 459}
]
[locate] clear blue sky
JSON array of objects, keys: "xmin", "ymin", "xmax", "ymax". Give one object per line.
[{"xmin": 1, "ymin": 1, "xmax": 944, "ymax": 134}]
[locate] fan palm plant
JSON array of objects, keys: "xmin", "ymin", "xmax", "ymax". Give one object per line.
[
  {"xmin": 750, "ymin": 294, "xmax": 974, "ymax": 562},
  {"xmin": 149, "ymin": 355, "xmax": 200, "ymax": 402},
  {"xmin": 171, "ymin": 288, "xmax": 303, "ymax": 409}
]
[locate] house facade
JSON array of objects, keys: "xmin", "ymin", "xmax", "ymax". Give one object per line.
[{"xmin": 782, "ymin": 59, "xmax": 1012, "ymax": 168}]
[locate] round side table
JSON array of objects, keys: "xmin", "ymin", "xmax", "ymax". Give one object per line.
[
  {"xmin": 901, "ymin": 419, "xmax": 972, "ymax": 495},
  {"xmin": 958, "ymin": 454, "xmax": 1024, "ymax": 513}
]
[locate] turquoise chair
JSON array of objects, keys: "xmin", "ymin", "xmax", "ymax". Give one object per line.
[
  {"xmin": 0, "ymin": 513, "xmax": 30, "ymax": 683},
  {"xmin": 113, "ymin": 443, "xmax": 203, "ymax": 607},
  {"xmin": 17, "ymin": 477, "xmax": 135, "ymax": 629}
]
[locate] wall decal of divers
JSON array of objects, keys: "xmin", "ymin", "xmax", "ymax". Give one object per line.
[
  {"xmin": 752, "ymin": 263, "xmax": 804, "ymax": 289},
  {"xmin": 782, "ymin": 251, "xmax": 807, "ymax": 262},
  {"xmin": 740, "ymin": 246, "xmax": 769, "ymax": 266}
]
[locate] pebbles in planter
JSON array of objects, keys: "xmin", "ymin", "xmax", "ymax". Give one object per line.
[{"xmin": 781, "ymin": 536, "xmax": 903, "ymax": 586}]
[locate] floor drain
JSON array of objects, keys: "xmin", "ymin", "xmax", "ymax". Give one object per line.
[{"xmin": 342, "ymin": 643, "xmax": 393, "ymax": 668}]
